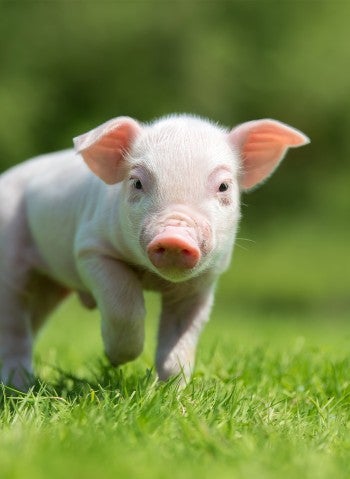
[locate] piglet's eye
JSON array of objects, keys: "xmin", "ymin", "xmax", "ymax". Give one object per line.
[
  {"xmin": 218, "ymin": 182, "xmax": 229, "ymax": 192},
  {"xmin": 132, "ymin": 179, "xmax": 143, "ymax": 190}
]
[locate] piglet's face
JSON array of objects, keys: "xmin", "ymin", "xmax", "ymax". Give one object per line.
[
  {"xmin": 121, "ymin": 117, "xmax": 241, "ymax": 281},
  {"xmin": 74, "ymin": 114, "xmax": 309, "ymax": 282}
]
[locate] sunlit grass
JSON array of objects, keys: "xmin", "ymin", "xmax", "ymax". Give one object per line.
[{"xmin": 2, "ymin": 309, "xmax": 350, "ymax": 479}]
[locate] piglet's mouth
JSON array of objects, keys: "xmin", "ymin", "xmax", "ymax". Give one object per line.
[{"xmin": 147, "ymin": 228, "xmax": 201, "ymax": 274}]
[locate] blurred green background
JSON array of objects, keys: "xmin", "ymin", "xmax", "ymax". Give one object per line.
[{"xmin": 0, "ymin": 0, "xmax": 349, "ymax": 323}]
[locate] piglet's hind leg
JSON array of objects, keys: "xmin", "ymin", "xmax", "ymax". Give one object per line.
[{"xmin": 0, "ymin": 284, "xmax": 33, "ymax": 390}]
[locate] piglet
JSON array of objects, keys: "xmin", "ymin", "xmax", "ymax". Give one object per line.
[{"xmin": 0, "ymin": 114, "xmax": 309, "ymax": 388}]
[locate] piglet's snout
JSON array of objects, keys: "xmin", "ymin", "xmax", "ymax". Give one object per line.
[{"xmin": 147, "ymin": 229, "xmax": 201, "ymax": 270}]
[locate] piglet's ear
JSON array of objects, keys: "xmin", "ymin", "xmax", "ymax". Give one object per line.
[
  {"xmin": 228, "ymin": 119, "xmax": 310, "ymax": 191},
  {"xmin": 73, "ymin": 116, "xmax": 142, "ymax": 184}
]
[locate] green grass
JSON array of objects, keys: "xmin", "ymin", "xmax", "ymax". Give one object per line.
[{"xmin": 1, "ymin": 220, "xmax": 349, "ymax": 479}]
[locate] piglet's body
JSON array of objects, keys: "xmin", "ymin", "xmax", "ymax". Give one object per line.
[{"xmin": 0, "ymin": 114, "xmax": 309, "ymax": 388}]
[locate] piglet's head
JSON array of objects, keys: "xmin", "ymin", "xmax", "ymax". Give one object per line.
[{"xmin": 74, "ymin": 115, "xmax": 309, "ymax": 282}]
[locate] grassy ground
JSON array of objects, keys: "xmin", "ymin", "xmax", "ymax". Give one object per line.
[{"xmin": 1, "ymin": 220, "xmax": 349, "ymax": 479}]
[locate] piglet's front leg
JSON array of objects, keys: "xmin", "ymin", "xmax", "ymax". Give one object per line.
[
  {"xmin": 156, "ymin": 284, "xmax": 215, "ymax": 384},
  {"xmin": 78, "ymin": 256, "xmax": 146, "ymax": 366}
]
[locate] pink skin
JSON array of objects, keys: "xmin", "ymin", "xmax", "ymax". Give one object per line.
[{"xmin": 0, "ymin": 114, "xmax": 309, "ymax": 389}]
